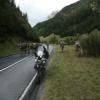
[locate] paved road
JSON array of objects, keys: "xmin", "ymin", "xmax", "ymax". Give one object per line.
[
  {"xmin": 0, "ymin": 45, "xmax": 53, "ymax": 100},
  {"xmin": 0, "ymin": 56, "xmax": 36, "ymax": 100},
  {"xmin": 0, "ymin": 54, "xmax": 28, "ymax": 70}
]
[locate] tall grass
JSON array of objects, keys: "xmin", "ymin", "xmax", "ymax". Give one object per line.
[{"xmin": 44, "ymin": 45, "xmax": 100, "ymax": 100}]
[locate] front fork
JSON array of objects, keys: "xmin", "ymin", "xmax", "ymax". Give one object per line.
[{"xmin": 37, "ymin": 67, "xmax": 46, "ymax": 84}]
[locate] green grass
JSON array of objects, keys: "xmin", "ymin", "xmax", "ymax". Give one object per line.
[
  {"xmin": 44, "ymin": 45, "xmax": 100, "ymax": 100},
  {"xmin": 0, "ymin": 41, "xmax": 19, "ymax": 57}
]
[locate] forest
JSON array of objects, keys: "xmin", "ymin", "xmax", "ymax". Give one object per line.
[{"xmin": 0, "ymin": 0, "xmax": 39, "ymax": 43}]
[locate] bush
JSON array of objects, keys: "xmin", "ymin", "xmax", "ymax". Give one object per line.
[
  {"xmin": 79, "ymin": 29, "xmax": 100, "ymax": 56},
  {"xmin": 40, "ymin": 34, "xmax": 78, "ymax": 45},
  {"xmin": 40, "ymin": 33, "xmax": 60, "ymax": 44},
  {"xmin": 63, "ymin": 36, "xmax": 77, "ymax": 45}
]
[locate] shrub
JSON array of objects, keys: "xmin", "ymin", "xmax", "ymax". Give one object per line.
[
  {"xmin": 63, "ymin": 36, "xmax": 77, "ymax": 45},
  {"xmin": 40, "ymin": 34, "xmax": 78, "ymax": 45},
  {"xmin": 79, "ymin": 29, "xmax": 100, "ymax": 56},
  {"xmin": 40, "ymin": 33, "xmax": 60, "ymax": 44}
]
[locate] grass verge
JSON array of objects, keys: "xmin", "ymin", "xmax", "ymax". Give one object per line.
[
  {"xmin": 44, "ymin": 45, "xmax": 100, "ymax": 100},
  {"xmin": 0, "ymin": 41, "xmax": 19, "ymax": 57}
]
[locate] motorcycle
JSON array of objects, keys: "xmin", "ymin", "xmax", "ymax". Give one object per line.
[{"xmin": 34, "ymin": 47, "xmax": 49, "ymax": 83}]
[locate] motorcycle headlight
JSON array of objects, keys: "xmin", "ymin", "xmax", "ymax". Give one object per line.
[{"xmin": 37, "ymin": 50, "xmax": 43, "ymax": 58}]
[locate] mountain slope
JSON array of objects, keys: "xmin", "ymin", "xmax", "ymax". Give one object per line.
[
  {"xmin": 0, "ymin": 0, "xmax": 39, "ymax": 42},
  {"xmin": 33, "ymin": 0, "xmax": 100, "ymax": 37}
]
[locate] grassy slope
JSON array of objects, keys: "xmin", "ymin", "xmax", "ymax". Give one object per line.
[
  {"xmin": 0, "ymin": 41, "xmax": 19, "ymax": 57},
  {"xmin": 44, "ymin": 45, "xmax": 100, "ymax": 100}
]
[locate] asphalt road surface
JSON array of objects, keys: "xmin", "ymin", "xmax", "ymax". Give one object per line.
[
  {"xmin": 0, "ymin": 45, "xmax": 53, "ymax": 100},
  {"xmin": 0, "ymin": 54, "xmax": 28, "ymax": 70}
]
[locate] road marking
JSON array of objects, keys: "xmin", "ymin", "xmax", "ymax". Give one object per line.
[
  {"xmin": 0, "ymin": 57, "xmax": 29, "ymax": 72},
  {"xmin": 19, "ymin": 73, "xmax": 37, "ymax": 100}
]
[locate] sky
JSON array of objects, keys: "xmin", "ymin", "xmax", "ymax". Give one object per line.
[{"xmin": 15, "ymin": 0, "xmax": 79, "ymax": 27}]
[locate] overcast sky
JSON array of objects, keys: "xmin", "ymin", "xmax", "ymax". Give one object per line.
[{"xmin": 15, "ymin": 0, "xmax": 79, "ymax": 27}]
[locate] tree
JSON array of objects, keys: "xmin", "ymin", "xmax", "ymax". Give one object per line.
[{"xmin": 0, "ymin": 0, "xmax": 39, "ymax": 42}]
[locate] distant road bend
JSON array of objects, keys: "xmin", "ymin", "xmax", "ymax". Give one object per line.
[{"xmin": 0, "ymin": 45, "xmax": 53, "ymax": 100}]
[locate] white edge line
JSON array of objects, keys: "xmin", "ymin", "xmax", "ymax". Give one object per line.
[
  {"xmin": 0, "ymin": 57, "xmax": 29, "ymax": 72},
  {"xmin": 19, "ymin": 73, "xmax": 38, "ymax": 100}
]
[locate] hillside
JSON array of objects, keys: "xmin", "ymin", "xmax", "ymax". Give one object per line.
[
  {"xmin": 33, "ymin": 0, "xmax": 100, "ymax": 37},
  {"xmin": 0, "ymin": 0, "xmax": 39, "ymax": 57},
  {"xmin": 0, "ymin": 0, "xmax": 39, "ymax": 43}
]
